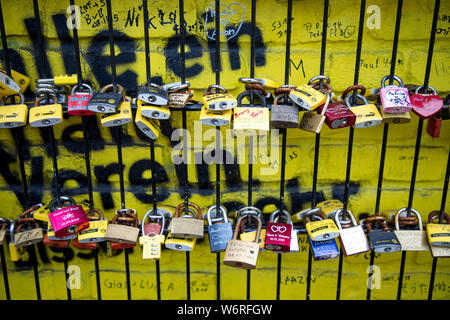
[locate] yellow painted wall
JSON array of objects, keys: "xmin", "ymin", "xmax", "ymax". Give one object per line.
[{"xmin": 0, "ymin": 0, "xmax": 449, "ymax": 300}]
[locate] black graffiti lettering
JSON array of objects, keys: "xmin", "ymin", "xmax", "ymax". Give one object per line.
[
  {"xmin": 128, "ymin": 159, "xmax": 170, "ymax": 203},
  {"xmin": 195, "ymin": 155, "xmax": 214, "ymax": 196},
  {"xmin": 125, "ymin": 7, "xmax": 139, "ymax": 28},
  {"xmin": 29, "ymin": 156, "xmax": 44, "ymax": 205},
  {"xmin": 52, "ymin": 14, "xmax": 77, "ymax": 75},
  {"xmin": 57, "ymin": 170, "xmax": 88, "ymax": 198},
  {"xmin": 331, "ymin": 182, "xmax": 360, "ymax": 203},
  {"xmin": 165, "ymin": 33, "xmax": 203, "ymax": 78},
  {"xmin": 24, "ymin": 18, "xmax": 52, "ymax": 78},
  {"xmin": 48, "ymin": 246, "xmax": 74, "ymax": 263},
  {"xmin": 290, "ymin": 59, "xmax": 306, "ymax": 78},
  {"xmin": 93, "ymin": 163, "xmax": 123, "ymax": 209},
  {"xmin": 0, "ymin": 145, "xmax": 26, "ymax": 208}
]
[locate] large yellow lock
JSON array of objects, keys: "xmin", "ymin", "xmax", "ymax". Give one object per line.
[
  {"xmin": 53, "ymin": 74, "xmax": 78, "ymax": 86},
  {"xmin": 136, "ymin": 99, "xmax": 170, "ymax": 120},
  {"xmin": 301, "ymin": 209, "xmax": 340, "ymax": 241},
  {"xmin": 140, "ymin": 235, "xmax": 165, "ymax": 260},
  {"xmin": 10, "ymin": 70, "xmax": 30, "ymax": 93},
  {"xmin": 427, "ymin": 211, "xmax": 450, "ymax": 247},
  {"xmin": 77, "ymin": 208, "xmax": 108, "ymax": 243},
  {"xmin": 0, "ymin": 70, "xmax": 20, "ymax": 96},
  {"xmin": 100, "ymin": 97, "xmax": 132, "ymax": 127},
  {"xmin": 135, "ymin": 103, "xmax": 160, "ymax": 140},
  {"xmin": 0, "ymin": 93, "xmax": 28, "ymax": 128},
  {"xmin": 289, "ymin": 84, "xmax": 326, "ymax": 111},
  {"xmin": 29, "ymin": 96, "xmax": 63, "ymax": 127},
  {"xmin": 239, "ymin": 215, "xmax": 266, "ymax": 251},
  {"xmin": 317, "ymin": 199, "xmax": 344, "ymax": 217},
  {"xmin": 165, "ymin": 233, "xmax": 196, "ymax": 251},
  {"xmin": 200, "ymin": 105, "xmax": 232, "ymax": 126},
  {"xmin": 255, "ymin": 78, "xmax": 281, "ymax": 90},
  {"xmin": 202, "ymin": 85, "xmax": 237, "ymax": 111},
  {"xmin": 32, "ymin": 203, "xmax": 50, "ymax": 222},
  {"xmin": 345, "ymin": 94, "xmax": 382, "ymax": 128}
]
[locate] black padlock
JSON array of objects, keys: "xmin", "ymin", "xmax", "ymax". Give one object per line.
[
  {"xmin": 364, "ymin": 215, "xmax": 401, "ymax": 253},
  {"xmin": 87, "ymin": 84, "xmax": 124, "ymax": 113}
]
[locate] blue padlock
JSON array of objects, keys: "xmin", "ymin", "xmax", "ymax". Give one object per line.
[
  {"xmin": 207, "ymin": 205, "xmax": 233, "ymax": 252},
  {"xmin": 309, "ymin": 237, "xmax": 340, "ymax": 261}
]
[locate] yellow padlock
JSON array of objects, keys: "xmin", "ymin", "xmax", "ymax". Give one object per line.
[
  {"xmin": 345, "ymin": 94, "xmax": 382, "ymax": 128},
  {"xmin": 136, "ymin": 98, "xmax": 170, "ymax": 120},
  {"xmin": 100, "ymin": 97, "xmax": 132, "ymax": 127},
  {"xmin": 10, "ymin": 70, "xmax": 30, "ymax": 93},
  {"xmin": 140, "ymin": 235, "xmax": 165, "ymax": 260},
  {"xmin": 135, "ymin": 103, "xmax": 160, "ymax": 140},
  {"xmin": 306, "ymin": 218, "xmax": 340, "ymax": 241},
  {"xmin": 317, "ymin": 199, "xmax": 344, "ymax": 217},
  {"xmin": 289, "ymin": 84, "xmax": 326, "ymax": 111},
  {"xmin": 0, "ymin": 70, "xmax": 20, "ymax": 96},
  {"xmin": 202, "ymin": 85, "xmax": 237, "ymax": 111},
  {"xmin": 200, "ymin": 105, "xmax": 232, "ymax": 126},
  {"xmin": 239, "ymin": 215, "xmax": 266, "ymax": 251},
  {"xmin": 33, "ymin": 203, "xmax": 50, "ymax": 222},
  {"xmin": 380, "ymin": 109, "xmax": 411, "ymax": 124},
  {"xmin": 0, "ymin": 93, "xmax": 28, "ymax": 128},
  {"xmin": 165, "ymin": 232, "xmax": 196, "ymax": 251},
  {"xmin": 255, "ymin": 78, "xmax": 281, "ymax": 90},
  {"xmin": 29, "ymin": 95, "xmax": 63, "ymax": 127},
  {"xmin": 427, "ymin": 211, "xmax": 450, "ymax": 247},
  {"xmin": 53, "ymin": 74, "xmax": 78, "ymax": 86}
]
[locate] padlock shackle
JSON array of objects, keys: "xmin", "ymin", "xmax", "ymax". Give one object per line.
[
  {"xmin": 333, "ymin": 209, "xmax": 357, "ymax": 229},
  {"xmin": 274, "ymin": 85, "xmax": 296, "ymax": 97},
  {"xmin": 297, "ymin": 207, "xmax": 322, "ymax": 221},
  {"xmin": 308, "ymin": 75, "xmax": 331, "ymax": 86},
  {"xmin": 341, "ymin": 84, "xmax": 367, "ymax": 101},
  {"xmin": 345, "ymin": 93, "xmax": 369, "ymax": 108},
  {"xmin": 19, "ymin": 204, "xmax": 43, "ymax": 219},
  {"xmin": 236, "ymin": 89, "xmax": 267, "ymax": 108},
  {"xmin": 415, "ymin": 85, "xmax": 437, "ymax": 95},
  {"xmin": 15, "ymin": 218, "xmax": 40, "ymax": 233},
  {"xmin": 269, "ymin": 209, "xmax": 291, "ymax": 224},
  {"xmin": 428, "ymin": 210, "xmax": 450, "ymax": 224},
  {"xmin": 162, "ymin": 81, "xmax": 190, "ymax": 93},
  {"xmin": 9, "ymin": 220, "xmax": 15, "ymax": 242},
  {"xmin": 206, "ymin": 205, "xmax": 228, "ymax": 225},
  {"xmin": 175, "ymin": 202, "xmax": 202, "ymax": 219},
  {"xmin": 71, "ymin": 83, "xmax": 93, "ymax": 95},
  {"xmin": 84, "ymin": 208, "xmax": 104, "ymax": 221},
  {"xmin": 204, "ymin": 84, "xmax": 227, "ymax": 96},
  {"xmin": 238, "ymin": 77, "xmax": 261, "ymax": 85},
  {"xmin": 233, "ymin": 215, "xmax": 262, "ymax": 242},
  {"xmin": 111, "ymin": 208, "xmax": 138, "ymax": 227},
  {"xmin": 381, "ymin": 75, "xmax": 404, "ymax": 88},
  {"xmin": 101, "ymin": 83, "xmax": 124, "ymax": 94},
  {"xmin": 236, "ymin": 206, "xmax": 261, "ymax": 218},
  {"xmin": 34, "ymin": 94, "xmax": 59, "ymax": 107},
  {"xmin": 319, "ymin": 92, "xmax": 331, "ymax": 115},
  {"xmin": 1, "ymin": 92, "xmax": 25, "ymax": 106},
  {"xmin": 394, "ymin": 207, "xmax": 423, "ymax": 231},
  {"xmin": 49, "ymin": 196, "xmax": 77, "ymax": 212},
  {"xmin": 364, "ymin": 215, "xmax": 391, "ymax": 233},
  {"xmin": 141, "ymin": 208, "xmax": 165, "ymax": 236}
]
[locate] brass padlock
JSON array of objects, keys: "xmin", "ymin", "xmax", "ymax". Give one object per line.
[
  {"xmin": 135, "ymin": 102, "xmax": 161, "ymax": 139},
  {"xmin": 427, "ymin": 211, "xmax": 450, "ymax": 257},
  {"xmin": 13, "ymin": 205, "xmax": 44, "ymax": 247},
  {"xmin": 379, "ymin": 108, "xmax": 411, "ymax": 124},
  {"xmin": 0, "ymin": 69, "xmax": 20, "ymax": 96},
  {"xmin": 223, "ymin": 214, "xmax": 262, "ymax": 269},
  {"xmin": 29, "ymin": 94, "xmax": 63, "ymax": 127},
  {"xmin": 0, "ymin": 93, "xmax": 28, "ymax": 128},
  {"xmin": 8, "ymin": 221, "xmax": 26, "ymax": 261},
  {"xmin": 170, "ymin": 202, "xmax": 204, "ymax": 239},
  {"xmin": 270, "ymin": 87, "xmax": 299, "ymax": 128},
  {"xmin": 202, "ymin": 84, "xmax": 237, "ymax": 111},
  {"xmin": 299, "ymin": 91, "xmax": 330, "ymax": 133},
  {"xmin": 165, "ymin": 82, "xmax": 192, "ymax": 108},
  {"xmin": 104, "ymin": 208, "xmax": 140, "ymax": 246},
  {"xmin": 393, "ymin": 207, "xmax": 429, "ymax": 251},
  {"xmin": 139, "ymin": 209, "xmax": 165, "ymax": 260},
  {"xmin": 346, "ymin": 94, "xmax": 382, "ymax": 128}
]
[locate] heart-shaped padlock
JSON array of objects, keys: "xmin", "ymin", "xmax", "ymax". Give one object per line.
[{"xmin": 411, "ymin": 86, "xmax": 443, "ymax": 119}]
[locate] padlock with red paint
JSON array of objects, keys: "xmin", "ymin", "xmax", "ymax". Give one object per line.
[
  {"xmin": 380, "ymin": 75, "xmax": 411, "ymax": 114},
  {"xmin": 427, "ymin": 116, "xmax": 442, "ymax": 138},
  {"xmin": 43, "ymin": 232, "xmax": 71, "ymax": 248},
  {"xmin": 265, "ymin": 209, "xmax": 292, "ymax": 252},
  {"xmin": 68, "ymin": 83, "xmax": 95, "ymax": 116},
  {"xmin": 142, "ymin": 208, "xmax": 164, "ymax": 236},
  {"xmin": 48, "ymin": 196, "xmax": 89, "ymax": 238},
  {"xmin": 410, "ymin": 86, "xmax": 443, "ymax": 119},
  {"xmin": 321, "ymin": 85, "xmax": 363, "ymax": 129}
]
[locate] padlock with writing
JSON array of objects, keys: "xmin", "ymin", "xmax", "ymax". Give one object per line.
[
  {"xmin": 207, "ymin": 205, "xmax": 233, "ymax": 252},
  {"xmin": 379, "ymin": 108, "xmax": 411, "ymax": 124},
  {"xmin": 364, "ymin": 215, "xmax": 401, "ymax": 253},
  {"xmin": 410, "ymin": 85, "xmax": 443, "ymax": 119},
  {"xmin": 303, "ymin": 207, "xmax": 339, "ymax": 241},
  {"xmin": 346, "ymin": 94, "xmax": 382, "ymax": 128},
  {"xmin": 202, "ymin": 85, "xmax": 237, "ymax": 111},
  {"xmin": 29, "ymin": 94, "xmax": 63, "ymax": 127},
  {"xmin": 200, "ymin": 105, "xmax": 232, "ymax": 126},
  {"xmin": 137, "ymin": 98, "xmax": 170, "ymax": 120},
  {"xmin": 73, "ymin": 208, "xmax": 108, "ymax": 250},
  {"xmin": 333, "ymin": 209, "xmax": 369, "ymax": 256},
  {"xmin": 135, "ymin": 102, "xmax": 161, "ymax": 140},
  {"xmin": 139, "ymin": 208, "xmax": 165, "ymax": 260},
  {"xmin": 380, "ymin": 75, "xmax": 411, "ymax": 113},
  {"xmin": 270, "ymin": 90, "xmax": 299, "ymax": 129},
  {"xmin": 87, "ymin": 84, "xmax": 124, "ymax": 113},
  {"xmin": 0, "ymin": 69, "xmax": 20, "ymax": 96},
  {"xmin": 8, "ymin": 221, "xmax": 26, "ymax": 261},
  {"xmin": 104, "ymin": 209, "xmax": 140, "ymax": 249},
  {"xmin": 48, "ymin": 196, "xmax": 89, "ymax": 238},
  {"xmin": 289, "ymin": 76, "xmax": 328, "ymax": 111},
  {"xmin": 426, "ymin": 211, "xmax": 450, "ymax": 257},
  {"xmin": 393, "ymin": 208, "xmax": 429, "ymax": 251},
  {"xmin": 170, "ymin": 202, "xmax": 204, "ymax": 239},
  {"xmin": 100, "ymin": 93, "xmax": 132, "ymax": 127},
  {"xmin": 265, "ymin": 209, "xmax": 292, "ymax": 252},
  {"xmin": 0, "ymin": 93, "xmax": 28, "ymax": 128},
  {"xmin": 323, "ymin": 85, "xmax": 362, "ymax": 129},
  {"xmin": 305, "ymin": 211, "xmax": 340, "ymax": 260},
  {"xmin": 223, "ymin": 215, "xmax": 262, "ymax": 269},
  {"xmin": 299, "ymin": 91, "xmax": 330, "ymax": 133},
  {"xmin": 68, "ymin": 83, "xmax": 95, "ymax": 116},
  {"xmin": 166, "ymin": 82, "xmax": 192, "ymax": 108},
  {"xmin": 14, "ymin": 205, "xmax": 44, "ymax": 247},
  {"xmin": 137, "ymin": 83, "xmax": 169, "ymax": 106},
  {"xmin": 233, "ymin": 87, "xmax": 269, "ymax": 133}
]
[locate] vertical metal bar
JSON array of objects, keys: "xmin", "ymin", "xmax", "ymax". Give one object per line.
[
  {"xmin": 0, "ymin": 246, "xmax": 9, "ymax": 300},
  {"xmin": 306, "ymin": 0, "xmax": 329, "ymax": 301},
  {"xmin": 367, "ymin": 0, "xmax": 404, "ymax": 301},
  {"xmin": 336, "ymin": 0, "xmax": 366, "ymax": 300},
  {"xmin": 428, "ymin": 147, "xmax": 450, "ymax": 300}
]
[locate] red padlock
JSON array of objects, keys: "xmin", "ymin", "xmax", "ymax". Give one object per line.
[
  {"xmin": 265, "ymin": 210, "xmax": 292, "ymax": 252},
  {"xmin": 427, "ymin": 116, "xmax": 442, "ymax": 138},
  {"xmin": 142, "ymin": 209, "xmax": 164, "ymax": 236},
  {"xmin": 68, "ymin": 83, "xmax": 95, "ymax": 116},
  {"xmin": 48, "ymin": 196, "xmax": 89, "ymax": 238},
  {"xmin": 43, "ymin": 233, "xmax": 71, "ymax": 248},
  {"xmin": 410, "ymin": 86, "xmax": 443, "ymax": 119}
]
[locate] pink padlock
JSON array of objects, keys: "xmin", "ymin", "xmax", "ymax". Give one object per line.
[
  {"xmin": 68, "ymin": 83, "xmax": 95, "ymax": 116},
  {"xmin": 264, "ymin": 210, "xmax": 292, "ymax": 252},
  {"xmin": 48, "ymin": 196, "xmax": 89, "ymax": 238},
  {"xmin": 380, "ymin": 75, "xmax": 412, "ymax": 114}
]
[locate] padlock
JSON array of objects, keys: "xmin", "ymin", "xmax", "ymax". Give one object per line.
[
  {"xmin": 427, "ymin": 211, "xmax": 450, "ymax": 257},
  {"xmin": 346, "ymin": 94, "xmax": 383, "ymax": 128},
  {"xmin": 207, "ymin": 205, "xmax": 233, "ymax": 252},
  {"xmin": 165, "ymin": 234, "xmax": 196, "ymax": 251},
  {"xmin": 410, "ymin": 85, "xmax": 443, "ymax": 119},
  {"xmin": 289, "ymin": 75, "xmax": 328, "ymax": 111},
  {"xmin": 427, "ymin": 115, "xmax": 442, "ymax": 138},
  {"xmin": 303, "ymin": 208, "xmax": 340, "ymax": 241},
  {"xmin": 426, "ymin": 210, "xmax": 450, "ymax": 247},
  {"xmin": 0, "ymin": 217, "xmax": 7, "ymax": 245},
  {"xmin": 104, "ymin": 209, "xmax": 140, "ymax": 250},
  {"xmin": 333, "ymin": 209, "xmax": 369, "ymax": 256},
  {"xmin": 44, "ymin": 231, "xmax": 71, "ymax": 248},
  {"xmin": 379, "ymin": 75, "xmax": 412, "ymax": 114},
  {"xmin": 4, "ymin": 69, "xmax": 30, "ymax": 93},
  {"xmin": 0, "ymin": 69, "xmax": 20, "ymax": 96},
  {"xmin": 317, "ymin": 200, "xmax": 344, "ymax": 217},
  {"xmin": 170, "ymin": 202, "xmax": 204, "ymax": 239},
  {"xmin": 199, "ymin": 105, "xmax": 232, "ymax": 126},
  {"xmin": 87, "ymin": 84, "xmax": 124, "ymax": 113},
  {"xmin": 202, "ymin": 84, "xmax": 237, "ymax": 111},
  {"xmin": 239, "ymin": 215, "xmax": 266, "ymax": 251},
  {"xmin": 254, "ymin": 78, "xmax": 281, "ymax": 90},
  {"xmin": 364, "ymin": 215, "xmax": 402, "ymax": 253},
  {"xmin": 379, "ymin": 108, "xmax": 411, "ymax": 124},
  {"xmin": 233, "ymin": 88, "xmax": 269, "ymax": 133},
  {"xmin": 53, "ymin": 74, "xmax": 78, "ymax": 86},
  {"xmin": 270, "ymin": 91, "xmax": 299, "ymax": 129},
  {"xmin": 8, "ymin": 221, "xmax": 27, "ymax": 261},
  {"xmin": 273, "ymin": 221, "xmax": 299, "ymax": 253},
  {"xmin": 135, "ymin": 102, "xmax": 161, "ymax": 140},
  {"xmin": 323, "ymin": 85, "xmax": 361, "ymax": 129},
  {"xmin": 0, "ymin": 93, "xmax": 28, "ymax": 128},
  {"xmin": 299, "ymin": 91, "xmax": 330, "ymax": 133},
  {"xmin": 137, "ymin": 83, "xmax": 169, "ymax": 106},
  {"xmin": 139, "ymin": 208, "xmax": 165, "ymax": 260},
  {"xmin": 265, "ymin": 209, "xmax": 292, "ymax": 252},
  {"xmin": 166, "ymin": 82, "xmax": 192, "ymax": 108},
  {"xmin": 48, "ymin": 196, "xmax": 89, "ymax": 238},
  {"xmin": 100, "ymin": 93, "xmax": 132, "ymax": 127},
  {"xmin": 68, "ymin": 83, "xmax": 95, "ymax": 116},
  {"xmin": 393, "ymin": 208, "xmax": 429, "ymax": 252},
  {"xmin": 223, "ymin": 215, "xmax": 262, "ymax": 269},
  {"xmin": 305, "ymin": 211, "xmax": 340, "ymax": 260},
  {"xmin": 142, "ymin": 208, "xmax": 165, "ymax": 236},
  {"xmin": 136, "ymin": 98, "xmax": 170, "ymax": 120},
  {"xmin": 29, "ymin": 94, "xmax": 63, "ymax": 127},
  {"xmin": 76, "ymin": 208, "xmax": 108, "ymax": 246},
  {"xmin": 14, "ymin": 205, "xmax": 44, "ymax": 247}
]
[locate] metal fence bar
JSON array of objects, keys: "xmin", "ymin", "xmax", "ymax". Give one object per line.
[{"xmin": 306, "ymin": 0, "xmax": 329, "ymax": 301}]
